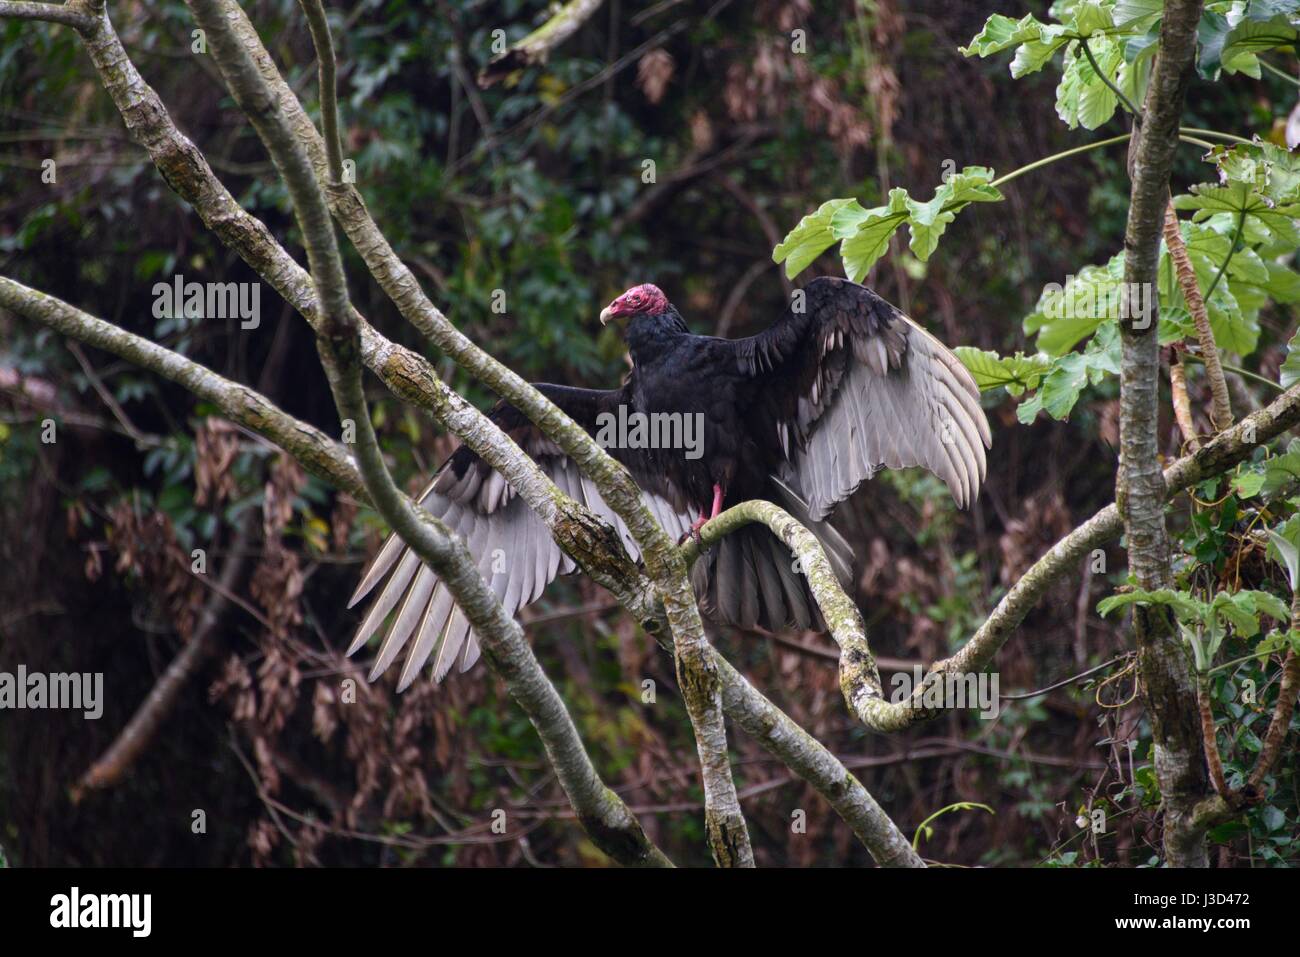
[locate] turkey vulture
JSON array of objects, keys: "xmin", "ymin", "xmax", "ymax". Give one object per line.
[{"xmin": 348, "ymin": 277, "xmax": 991, "ymax": 690}]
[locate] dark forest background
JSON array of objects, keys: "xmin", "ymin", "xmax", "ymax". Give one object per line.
[{"xmin": 0, "ymin": 0, "xmax": 1296, "ymax": 866}]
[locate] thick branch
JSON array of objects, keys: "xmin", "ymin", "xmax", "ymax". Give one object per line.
[
  {"xmin": 0, "ymin": 276, "xmax": 371, "ymax": 499},
  {"xmin": 6, "ymin": 271, "xmax": 917, "ymax": 866},
  {"xmin": 0, "ymin": 0, "xmax": 94, "ymax": 29},
  {"xmin": 4, "ymin": 283, "xmax": 669, "ymax": 871},
  {"xmin": 681, "ymin": 501, "xmax": 917, "ymax": 732},
  {"xmin": 893, "ymin": 384, "xmax": 1300, "ymax": 724}
]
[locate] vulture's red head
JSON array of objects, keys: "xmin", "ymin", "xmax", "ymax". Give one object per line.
[{"xmin": 600, "ymin": 284, "xmax": 669, "ymax": 325}]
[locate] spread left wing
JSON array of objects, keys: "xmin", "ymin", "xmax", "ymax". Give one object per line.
[
  {"xmin": 347, "ymin": 384, "xmax": 696, "ymax": 691},
  {"xmin": 727, "ymin": 276, "xmax": 991, "ymax": 519}
]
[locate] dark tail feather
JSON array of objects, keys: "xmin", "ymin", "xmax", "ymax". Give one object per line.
[{"xmin": 691, "ymin": 478, "xmax": 857, "ymax": 633}]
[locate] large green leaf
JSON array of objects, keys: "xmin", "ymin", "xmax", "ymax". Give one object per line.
[
  {"xmin": 1016, "ymin": 320, "xmax": 1122, "ymax": 423},
  {"xmin": 1023, "ymin": 255, "xmax": 1129, "ymax": 356},
  {"xmin": 903, "ymin": 167, "xmax": 1003, "ymax": 260},
  {"xmin": 1175, "ymin": 182, "xmax": 1300, "ymax": 247},
  {"xmin": 1056, "ymin": 37, "xmax": 1126, "ymax": 130},
  {"xmin": 772, "ymin": 198, "xmax": 856, "ymax": 279},
  {"xmin": 953, "ymin": 347, "xmax": 1052, "ymax": 396},
  {"xmin": 1199, "ymin": 10, "xmax": 1298, "ymax": 80},
  {"xmin": 833, "ymin": 191, "xmax": 910, "ymax": 283}
]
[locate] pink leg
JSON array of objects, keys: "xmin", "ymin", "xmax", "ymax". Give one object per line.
[{"xmin": 683, "ymin": 484, "xmax": 724, "ymax": 544}]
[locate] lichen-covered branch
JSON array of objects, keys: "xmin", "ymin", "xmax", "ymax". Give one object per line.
[
  {"xmin": 35, "ymin": 0, "xmax": 753, "ymax": 867},
  {"xmin": 712, "ymin": 651, "xmax": 924, "ymax": 866},
  {"xmin": 681, "ymin": 500, "xmax": 918, "ymax": 732},
  {"xmin": 0, "ymin": 0, "xmax": 94, "ymax": 29},
  {"xmin": 478, "ymin": 0, "xmax": 606, "ymax": 87},
  {"xmin": 6, "ymin": 271, "xmax": 914, "ymax": 865},
  {"xmin": 187, "ymin": 0, "xmax": 671, "ymax": 869},
  {"xmin": 674, "ymin": 383, "xmax": 1300, "ymax": 741},
  {"xmin": 831, "ymin": 383, "xmax": 1300, "ymax": 731},
  {"xmin": 76, "ymin": 2, "xmax": 595, "ymax": 535},
  {"xmin": 0, "ymin": 276, "xmax": 373, "ymax": 500}
]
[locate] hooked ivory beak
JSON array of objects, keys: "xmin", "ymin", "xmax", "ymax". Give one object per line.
[{"xmin": 599, "ymin": 304, "xmax": 614, "ymax": 325}]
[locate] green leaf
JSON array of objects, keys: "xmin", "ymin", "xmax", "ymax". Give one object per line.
[
  {"xmin": 1056, "ymin": 38, "xmax": 1126, "ymax": 130},
  {"xmin": 1017, "ymin": 321, "xmax": 1122, "ymax": 422},
  {"xmin": 1023, "ymin": 254, "xmax": 1132, "ymax": 356},
  {"xmin": 834, "ymin": 191, "xmax": 910, "ymax": 282},
  {"xmin": 1268, "ymin": 533, "xmax": 1300, "ymax": 594},
  {"xmin": 1210, "ymin": 590, "xmax": 1291, "ymax": 638},
  {"xmin": 1209, "ymin": 140, "xmax": 1300, "ymax": 205},
  {"xmin": 953, "ymin": 347, "xmax": 1052, "ymax": 396},
  {"xmin": 1198, "ymin": 10, "xmax": 1235, "ymax": 79},
  {"xmin": 1118, "ymin": 26, "xmax": 1159, "ymax": 105},
  {"xmin": 1015, "ymin": 390, "xmax": 1044, "ymax": 425},
  {"xmin": 1098, "ymin": 588, "xmax": 1207, "ymax": 621},
  {"xmin": 1114, "ymin": 0, "xmax": 1165, "ymax": 28},
  {"xmin": 1072, "ymin": 2, "xmax": 1116, "ymax": 38},
  {"xmin": 1175, "ymin": 182, "xmax": 1300, "ymax": 248},
  {"xmin": 772, "ymin": 198, "xmax": 856, "ymax": 279},
  {"xmin": 1159, "ymin": 305, "xmax": 1197, "ymax": 344},
  {"xmin": 1266, "ymin": 513, "xmax": 1300, "ymax": 591},
  {"xmin": 1219, "ymin": 15, "xmax": 1298, "ymax": 78},
  {"xmin": 1259, "ymin": 441, "xmax": 1300, "ymax": 497},
  {"xmin": 904, "ymin": 167, "xmax": 1003, "ymax": 260},
  {"xmin": 1259, "ymin": 261, "xmax": 1300, "ymax": 303},
  {"xmin": 1231, "ymin": 470, "xmax": 1267, "ymax": 498},
  {"xmin": 960, "ymin": 14, "xmax": 1054, "ymax": 58},
  {"xmin": 1038, "ymin": 352, "xmax": 1094, "ymax": 419}
]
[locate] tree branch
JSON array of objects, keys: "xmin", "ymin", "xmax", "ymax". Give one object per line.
[
  {"xmin": 297, "ymin": 0, "xmax": 344, "ymax": 184},
  {"xmin": 0, "ymin": 276, "xmax": 372, "ymax": 499},
  {"xmin": 681, "ymin": 500, "xmax": 917, "ymax": 731},
  {"xmin": 0, "ymin": 0, "xmax": 95, "ymax": 30}
]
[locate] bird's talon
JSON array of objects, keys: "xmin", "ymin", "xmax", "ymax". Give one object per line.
[{"xmin": 680, "ymin": 517, "xmax": 708, "ymax": 547}]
